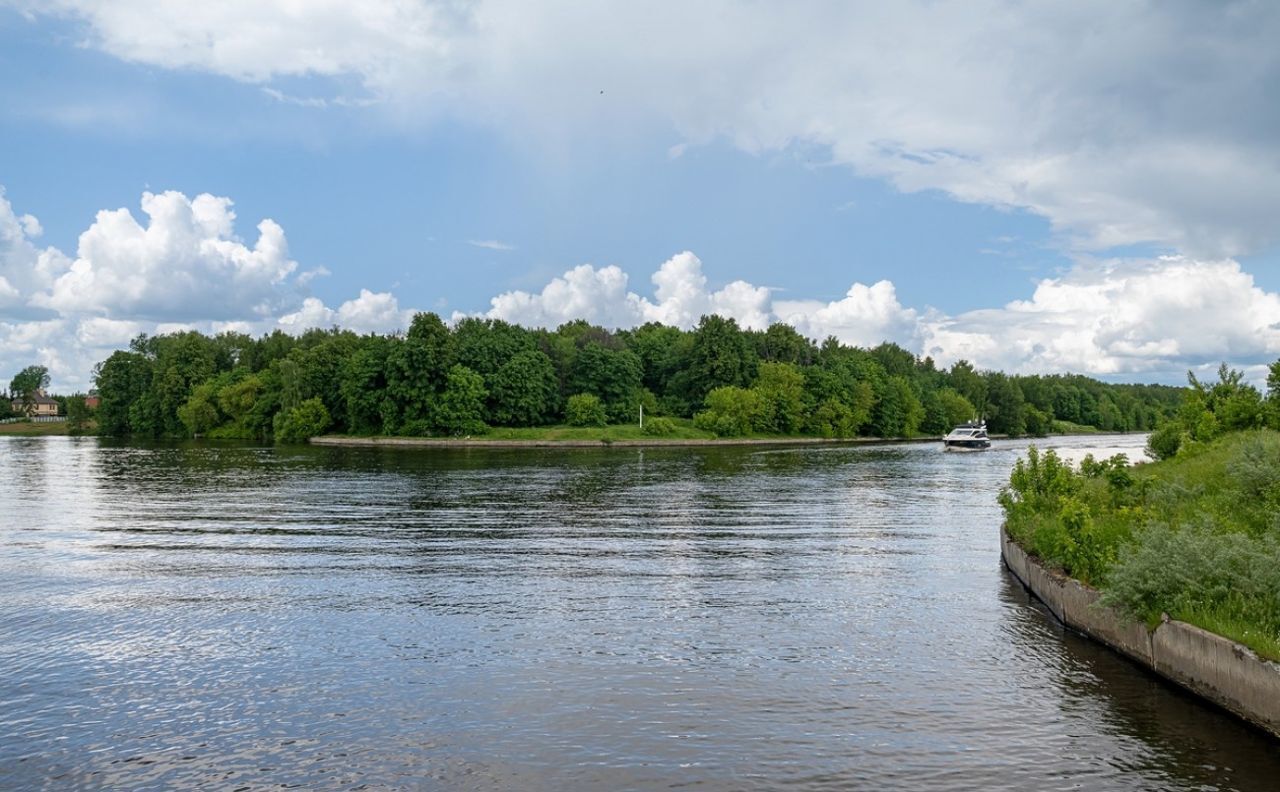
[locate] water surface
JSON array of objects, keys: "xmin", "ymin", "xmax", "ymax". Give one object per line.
[{"xmin": 2, "ymin": 435, "xmax": 1277, "ymax": 790}]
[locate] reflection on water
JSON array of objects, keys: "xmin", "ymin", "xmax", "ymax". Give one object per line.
[{"xmin": 1, "ymin": 434, "xmax": 1276, "ymax": 790}]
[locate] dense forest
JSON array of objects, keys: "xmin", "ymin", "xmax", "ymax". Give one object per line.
[{"xmin": 87, "ymin": 314, "xmax": 1185, "ymax": 441}]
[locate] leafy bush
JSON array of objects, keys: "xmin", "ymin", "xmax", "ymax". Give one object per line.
[
  {"xmin": 398, "ymin": 419, "xmax": 434, "ymax": 437},
  {"xmin": 1101, "ymin": 522, "xmax": 1280, "ymax": 658},
  {"xmin": 273, "ymin": 397, "xmax": 331, "ymax": 444},
  {"xmin": 565, "ymin": 393, "xmax": 607, "ymax": 427},
  {"xmin": 1000, "ymin": 448, "xmax": 1137, "ymax": 585},
  {"xmin": 641, "ymin": 416, "xmax": 677, "ymax": 436},
  {"xmin": 693, "ymin": 386, "xmax": 763, "ymax": 437},
  {"xmin": 1146, "ymin": 421, "xmax": 1183, "ymax": 460}
]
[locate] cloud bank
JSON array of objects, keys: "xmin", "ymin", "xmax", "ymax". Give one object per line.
[{"xmin": 19, "ymin": 1, "xmax": 1280, "ymax": 257}]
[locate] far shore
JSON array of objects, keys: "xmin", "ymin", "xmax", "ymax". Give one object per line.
[
  {"xmin": 306, "ymin": 432, "xmax": 1095, "ymax": 449},
  {"xmin": 310, "ymin": 434, "xmax": 941, "ymax": 449}
]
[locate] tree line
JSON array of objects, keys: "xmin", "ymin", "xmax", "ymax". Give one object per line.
[{"xmin": 86, "ymin": 314, "xmax": 1184, "ymax": 441}]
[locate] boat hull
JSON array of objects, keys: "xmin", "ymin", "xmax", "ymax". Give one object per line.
[{"xmin": 943, "ymin": 440, "xmax": 991, "ymax": 452}]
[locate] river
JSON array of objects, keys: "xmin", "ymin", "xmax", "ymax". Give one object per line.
[{"xmin": 2, "ymin": 434, "xmax": 1277, "ymax": 790}]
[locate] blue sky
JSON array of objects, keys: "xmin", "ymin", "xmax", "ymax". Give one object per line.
[{"xmin": 2, "ymin": 2, "xmax": 1279, "ymax": 390}]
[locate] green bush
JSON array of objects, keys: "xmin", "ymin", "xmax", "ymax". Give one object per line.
[
  {"xmin": 565, "ymin": 393, "xmax": 607, "ymax": 427},
  {"xmin": 273, "ymin": 397, "xmax": 331, "ymax": 444},
  {"xmin": 398, "ymin": 419, "xmax": 434, "ymax": 437},
  {"xmin": 641, "ymin": 416, "xmax": 677, "ymax": 436},
  {"xmin": 1101, "ymin": 523, "xmax": 1280, "ymax": 657},
  {"xmin": 693, "ymin": 386, "xmax": 763, "ymax": 437},
  {"xmin": 1146, "ymin": 421, "xmax": 1183, "ymax": 460}
]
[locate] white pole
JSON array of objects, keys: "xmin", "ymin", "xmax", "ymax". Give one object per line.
[{"xmin": 639, "ymin": 401, "xmax": 644, "ymax": 429}]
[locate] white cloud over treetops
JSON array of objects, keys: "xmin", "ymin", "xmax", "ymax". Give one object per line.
[
  {"xmin": 0, "ymin": 188, "xmax": 412, "ymax": 390},
  {"xmin": 16, "ymin": 1, "xmax": 1280, "ymax": 257},
  {"xmin": 4, "ymin": 186, "xmax": 1280, "ymax": 393}
]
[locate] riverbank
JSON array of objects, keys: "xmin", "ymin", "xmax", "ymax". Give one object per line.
[
  {"xmin": 0, "ymin": 420, "xmax": 80, "ymax": 436},
  {"xmin": 1001, "ymin": 526, "xmax": 1280, "ymax": 740},
  {"xmin": 310, "ymin": 433, "xmax": 946, "ymax": 448}
]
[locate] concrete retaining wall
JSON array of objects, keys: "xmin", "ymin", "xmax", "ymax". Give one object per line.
[{"xmin": 1000, "ymin": 527, "xmax": 1280, "ymax": 739}]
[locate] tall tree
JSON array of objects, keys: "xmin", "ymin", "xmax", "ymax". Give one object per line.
[
  {"xmin": 9, "ymin": 365, "xmax": 50, "ymax": 414},
  {"xmin": 685, "ymin": 315, "xmax": 757, "ymax": 406}
]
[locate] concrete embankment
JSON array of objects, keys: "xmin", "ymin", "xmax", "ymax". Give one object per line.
[{"xmin": 1001, "ymin": 527, "xmax": 1280, "ymax": 740}]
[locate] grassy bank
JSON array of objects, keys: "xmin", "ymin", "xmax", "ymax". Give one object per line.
[
  {"xmin": 1001, "ymin": 430, "xmax": 1280, "ymax": 660},
  {"xmin": 483, "ymin": 417, "xmax": 714, "ymax": 441},
  {"xmin": 319, "ymin": 415, "xmax": 947, "ymax": 444},
  {"xmin": 0, "ymin": 420, "xmax": 87, "ymax": 436}
]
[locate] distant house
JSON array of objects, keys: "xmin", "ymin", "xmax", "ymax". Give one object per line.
[
  {"xmin": 10, "ymin": 390, "xmax": 59, "ymax": 418},
  {"xmin": 85, "ymin": 391, "xmax": 101, "ymax": 410}
]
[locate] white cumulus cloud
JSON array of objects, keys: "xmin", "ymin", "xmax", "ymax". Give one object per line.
[
  {"xmin": 32, "ymin": 191, "xmax": 298, "ymax": 321},
  {"xmin": 0, "ymin": 186, "xmax": 416, "ymax": 390},
  {"xmin": 474, "ymin": 251, "xmax": 778, "ymax": 332},
  {"xmin": 277, "ymin": 289, "xmax": 413, "ymax": 335}
]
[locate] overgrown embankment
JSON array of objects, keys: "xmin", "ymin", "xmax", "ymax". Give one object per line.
[{"xmin": 1001, "ymin": 430, "xmax": 1280, "ymax": 660}]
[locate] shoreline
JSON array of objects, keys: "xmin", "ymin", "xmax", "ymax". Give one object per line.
[
  {"xmin": 1000, "ymin": 526, "xmax": 1280, "ymax": 740},
  {"xmin": 307, "ymin": 430, "xmax": 1122, "ymax": 449},
  {"xmin": 308, "ymin": 434, "xmax": 949, "ymax": 449}
]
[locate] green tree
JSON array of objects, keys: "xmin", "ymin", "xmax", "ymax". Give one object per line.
[
  {"xmin": 754, "ymin": 323, "xmax": 816, "ymax": 365},
  {"xmin": 490, "ymin": 349, "xmax": 560, "ymax": 426},
  {"xmin": 685, "ymin": 315, "xmax": 757, "ymax": 406},
  {"xmin": 935, "ymin": 388, "xmax": 978, "ymax": 429},
  {"xmin": 9, "ymin": 365, "xmax": 50, "ymax": 414},
  {"xmin": 870, "ymin": 375, "xmax": 924, "ymax": 437},
  {"xmin": 567, "ymin": 342, "xmax": 643, "ymax": 422},
  {"xmin": 985, "ymin": 372, "xmax": 1026, "ymax": 437},
  {"xmin": 752, "ymin": 361, "xmax": 806, "ymax": 434},
  {"xmin": 65, "ymin": 395, "xmax": 92, "ymax": 434},
  {"xmin": 808, "ymin": 398, "xmax": 858, "ymax": 438},
  {"xmin": 432, "ymin": 365, "xmax": 488, "ymax": 435},
  {"xmin": 340, "ymin": 336, "xmax": 395, "ymax": 435},
  {"xmin": 453, "ymin": 318, "xmax": 536, "ymax": 379},
  {"xmin": 93, "ymin": 351, "xmax": 153, "ymax": 435},
  {"xmin": 387, "ymin": 312, "xmax": 454, "ymax": 422},
  {"xmin": 948, "ymin": 360, "xmax": 987, "ymax": 414},
  {"xmin": 693, "ymin": 386, "xmax": 764, "ymax": 437},
  {"xmin": 273, "ymin": 397, "xmax": 331, "ymax": 444},
  {"xmin": 565, "ymin": 393, "xmax": 608, "ymax": 427},
  {"xmin": 177, "ymin": 382, "xmax": 222, "ymax": 437}
]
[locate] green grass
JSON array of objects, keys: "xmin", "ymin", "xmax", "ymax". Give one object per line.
[
  {"xmin": 1176, "ymin": 605, "xmax": 1280, "ymax": 662},
  {"xmin": 482, "ymin": 418, "xmax": 714, "ymax": 441},
  {"xmin": 0, "ymin": 420, "xmax": 90, "ymax": 436}
]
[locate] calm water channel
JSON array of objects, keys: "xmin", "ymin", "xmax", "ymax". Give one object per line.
[{"xmin": 2, "ymin": 434, "xmax": 1278, "ymax": 790}]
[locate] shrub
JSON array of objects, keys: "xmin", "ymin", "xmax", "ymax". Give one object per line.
[
  {"xmin": 641, "ymin": 416, "xmax": 677, "ymax": 436},
  {"xmin": 273, "ymin": 397, "xmax": 331, "ymax": 444},
  {"xmin": 1102, "ymin": 523, "xmax": 1280, "ymax": 653},
  {"xmin": 693, "ymin": 386, "xmax": 763, "ymax": 437},
  {"xmin": 1146, "ymin": 421, "xmax": 1183, "ymax": 460},
  {"xmin": 399, "ymin": 419, "xmax": 434, "ymax": 437},
  {"xmin": 565, "ymin": 393, "xmax": 607, "ymax": 427}
]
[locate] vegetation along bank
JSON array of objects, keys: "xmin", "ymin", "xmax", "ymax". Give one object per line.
[
  {"xmin": 1000, "ymin": 362, "xmax": 1280, "ymax": 735},
  {"xmin": 67, "ymin": 313, "xmax": 1180, "ymax": 442}
]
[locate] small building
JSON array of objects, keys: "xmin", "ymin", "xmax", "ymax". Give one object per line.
[
  {"xmin": 85, "ymin": 391, "xmax": 100, "ymax": 410},
  {"xmin": 10, "ymin": 390, "xmax": 59, "ymax": 418}
]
